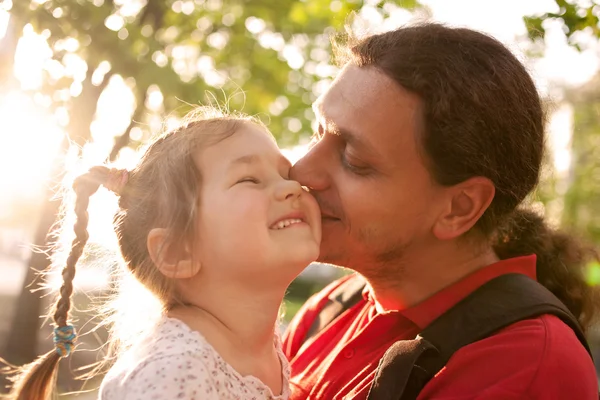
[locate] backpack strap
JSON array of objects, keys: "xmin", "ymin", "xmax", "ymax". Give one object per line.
[
  {"xmin": 303, "ymin": 274, "xmax": 366, "ymax": 343},
  {"xmin": 367, "ymin": 273, "xmax": 592, "ymax": 400}
]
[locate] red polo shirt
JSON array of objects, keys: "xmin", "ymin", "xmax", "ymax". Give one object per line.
[{"xmin": 283, "ymin": 255, "xmax": 598, "ymax": 399}]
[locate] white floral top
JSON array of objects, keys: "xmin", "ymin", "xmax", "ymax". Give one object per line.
[{"xmin": 99, "ymin": 317, "xmax": 290, "ymax": 400}]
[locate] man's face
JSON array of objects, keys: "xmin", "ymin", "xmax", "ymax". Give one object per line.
[{"xmin": 291, "ymin": 65, "xmax": 447, "ymax": 275}]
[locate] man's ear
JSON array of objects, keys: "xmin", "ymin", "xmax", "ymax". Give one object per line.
[
  {"xmin": 147, "ymin": 228, "xmax": 200, "ymax": 279},
  {"xmin": 432, "ymin": 177, "xmax": 495, "ymax": 240}
]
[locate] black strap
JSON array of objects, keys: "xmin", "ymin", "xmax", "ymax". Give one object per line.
[
  {"xmin": 366, "ymin": 273, "xmax": 592, "ymax": 400},
  {"xmin": 368, "ymin": 337, "xmax": 438, "ymax": 399}
]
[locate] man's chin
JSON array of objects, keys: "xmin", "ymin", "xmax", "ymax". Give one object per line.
[{"xmin": 317, "ymin": 241, "xmax": 348, "ymax": 267}]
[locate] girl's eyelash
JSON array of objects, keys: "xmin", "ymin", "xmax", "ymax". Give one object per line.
[{"xmin": 237, "ymin": 177, "xmax": 260, "ymax": 184}]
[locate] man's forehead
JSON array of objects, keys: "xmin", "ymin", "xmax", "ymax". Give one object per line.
[
  {"xmin": 311, "ymin": 64, "xmax": 423, "ymax": 165},
  {"xmin": 313, "ymin": 64, "xmax": 388, "ymax": 116}
]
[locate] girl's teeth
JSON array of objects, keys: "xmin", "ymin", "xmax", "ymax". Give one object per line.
[{"xmin": 274, "ymin": 218, "xmax": 302, "ymax": 229}]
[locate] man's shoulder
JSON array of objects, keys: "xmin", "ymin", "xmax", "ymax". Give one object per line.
[
  {"xmin": 457, "ymin": 313, "xmax": 595, "ymax": 377},
  {"xmin": 470, "ymin": 313, "xmax": 592, "ymax": 367},
  {"xmin": 528, "ymin": 314, "xmax": 597, "ymax": 387},
  {"xmin": 422, "ymin": 314, "xmax": 597, "ymax": 398}
]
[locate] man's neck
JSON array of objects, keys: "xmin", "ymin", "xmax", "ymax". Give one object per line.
[{"xmin": 366, "ymin": 240, "xmax": 500, "ymax": 312}]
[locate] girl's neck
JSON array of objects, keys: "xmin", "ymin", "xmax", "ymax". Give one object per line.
[
  {"xmin": 168, "ymin": 279, "xmax": 286, "ymax": 357},
  {"xmin": 168, "ymin": 279, "xmax": 287, "ymax": 395}
]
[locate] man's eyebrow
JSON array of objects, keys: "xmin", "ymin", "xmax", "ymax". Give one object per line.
[
  {"xmin": 314, "ymin": 100, "xmax": 376, "ymax": 154},
  {"xmin": 321, "ymin": 118, "xmax": 378, "ymax": 157}
]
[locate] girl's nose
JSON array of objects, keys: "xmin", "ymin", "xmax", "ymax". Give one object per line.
[{"xmin": 275, "ymin": 179, "xmax": 303, "ymax": 201}]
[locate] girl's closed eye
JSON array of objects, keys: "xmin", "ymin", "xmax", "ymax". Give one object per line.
[{"xmin": 236, "ymin": 176, "xmax": 260, "ymax": 184}]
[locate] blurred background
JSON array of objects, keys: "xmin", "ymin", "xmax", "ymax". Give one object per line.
[{"xmin": 1, "ymin": 0, "xmax": 599, "ymax": 397}]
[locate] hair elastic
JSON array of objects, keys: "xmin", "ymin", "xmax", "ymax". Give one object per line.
[
  {"xmin": 104, "ymin": 168, "xmax": 129, "ymax": 195},
  {"xmin": 53, "ymin": 325, "xmax": 76, "ymax": 357}
]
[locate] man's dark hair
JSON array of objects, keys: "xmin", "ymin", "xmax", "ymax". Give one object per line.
[{"xmin": 334, "ymin": 22, "xmax": 599, "ymax": 330}]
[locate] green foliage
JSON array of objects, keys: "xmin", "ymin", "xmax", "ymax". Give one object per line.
[
  {"xmin": 283, "ymin": 297, "xmax": 305, "ymax": 322},
  {"xmin": 561, "ymin": 85, "xmax": 600, "ymax": 244},
  {"xmin": 524, "ymin": 1, "xmax": 600, "ymax": 248},
  {"xmin": 524, "ymin": 0, "xmax": 600, "ymax": 51},
  {"xmin": 286, "ymin": 276, "xmax": 330, "ymax": 302},
  {"xmin": 7, "ymin": 0, "xmax": 425, "ymax": 150},
  {"xmin": 586, "ymin": 261, "xmax": 600, "ymax": 286}
]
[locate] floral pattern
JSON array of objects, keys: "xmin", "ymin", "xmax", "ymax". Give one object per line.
[{"xmin": 100, "ymin": 317, "xmax": 290, "ymax": 400}]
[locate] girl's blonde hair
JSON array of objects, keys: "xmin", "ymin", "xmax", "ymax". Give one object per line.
[{"xmin": 6, "ymin": 108, "xmax": 263, "ymax": 399}]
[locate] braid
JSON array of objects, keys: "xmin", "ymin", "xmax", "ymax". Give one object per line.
[
  {"xmin": 6, "ymin": 167, "xmax": 109, "ymax": 400},
  {"xmin": 53, "ymin": 175, "xmax": 95, "ymax": 327}
]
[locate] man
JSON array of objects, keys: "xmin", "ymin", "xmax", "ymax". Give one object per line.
[{"xmin": 284, "ymin": 23, "xmax": 598, "ymax": 399}]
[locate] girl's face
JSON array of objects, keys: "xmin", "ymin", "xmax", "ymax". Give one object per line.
[{"xmin": 193, "ymin": 123, "xmax": 321, "ymax": 287}]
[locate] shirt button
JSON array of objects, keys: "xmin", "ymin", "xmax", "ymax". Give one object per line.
[{"xmin": 343, "ymin": 348, "xmax": 355, "ymax": 359}]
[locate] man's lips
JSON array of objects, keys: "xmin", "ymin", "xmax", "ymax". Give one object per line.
[
  {"xmin": 313, "ymin": 196, "xmax": 341, "ymax": 222},
  {"xmin": 321, "ymin": 214, "xmax": 340, "ymax": 222}
]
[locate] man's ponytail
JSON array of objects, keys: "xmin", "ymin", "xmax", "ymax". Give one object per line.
[{"xmin": 493, "ymin": 208, "xmax": 600, "ymax": 331}]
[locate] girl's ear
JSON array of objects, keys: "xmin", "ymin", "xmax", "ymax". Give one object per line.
[{"xmin": 147, "ymin": 228, "xmax": 200, "ymax": 279}]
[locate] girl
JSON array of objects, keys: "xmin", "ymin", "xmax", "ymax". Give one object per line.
[{"xmin": 8, "ymin": 109, "xmax": 321, "ymax": 400}]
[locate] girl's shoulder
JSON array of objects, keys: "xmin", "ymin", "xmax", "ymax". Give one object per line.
[
  {"xmin": 99, "ymin": 317, "xmax": 290, "ymax": 400},
  {"xmin": 141, "ymin": 316, "xmax": 218, "ymax": 360},
  {"xmin": 99, "ymin": 317, "xmax": 218, "ymax": 399}
]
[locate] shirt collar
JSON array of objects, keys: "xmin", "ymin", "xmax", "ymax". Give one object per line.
[{"xmin": 364, "ymin": 255, "xmax": 537, "ymax": 330}]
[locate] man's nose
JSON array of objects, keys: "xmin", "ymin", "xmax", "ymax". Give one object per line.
[{"xmin": 290, "ymin": 144, "xmax": 330, "ymax": 191}]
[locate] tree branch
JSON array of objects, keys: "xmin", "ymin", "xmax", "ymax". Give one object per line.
[{"xmin": 108, "ymin": 89, "xmax": 148, "ymax": 162}]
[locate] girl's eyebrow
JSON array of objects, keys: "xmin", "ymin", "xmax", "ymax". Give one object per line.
[
  {"xmin": 228, "ymin": 154, "xmax": 260, "ymax": 170},
  {"xmin": 228, "ymin": 153, "xmax": 292, "ymax": 172}
]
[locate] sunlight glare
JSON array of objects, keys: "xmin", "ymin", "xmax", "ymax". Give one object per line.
[
  {"xmin": 548, "ymin": 104, "xmax": 574, "ymax": 175},
  {"xmin": 0, "ymin": 92, "xmax": 64, "ymax": 202},
  {"xmin": 281, "ymin": 144, "xmax": 308, "ymax": 165},
  {"xmin": 0, "ymin": 10, "xmax": 9, "ymax": 39},
  {"xmin": 14, "ymin": 25, "xmax": 53, "ymax": 90}
]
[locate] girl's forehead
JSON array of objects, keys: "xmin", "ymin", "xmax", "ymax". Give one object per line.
[
  {"xmin": 223, "ymin": 123, "xmax": 279, "ymax": 154},
  {"xmin": 194, "ymin": 123, "xmax": 283, "ymax": 171}
]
